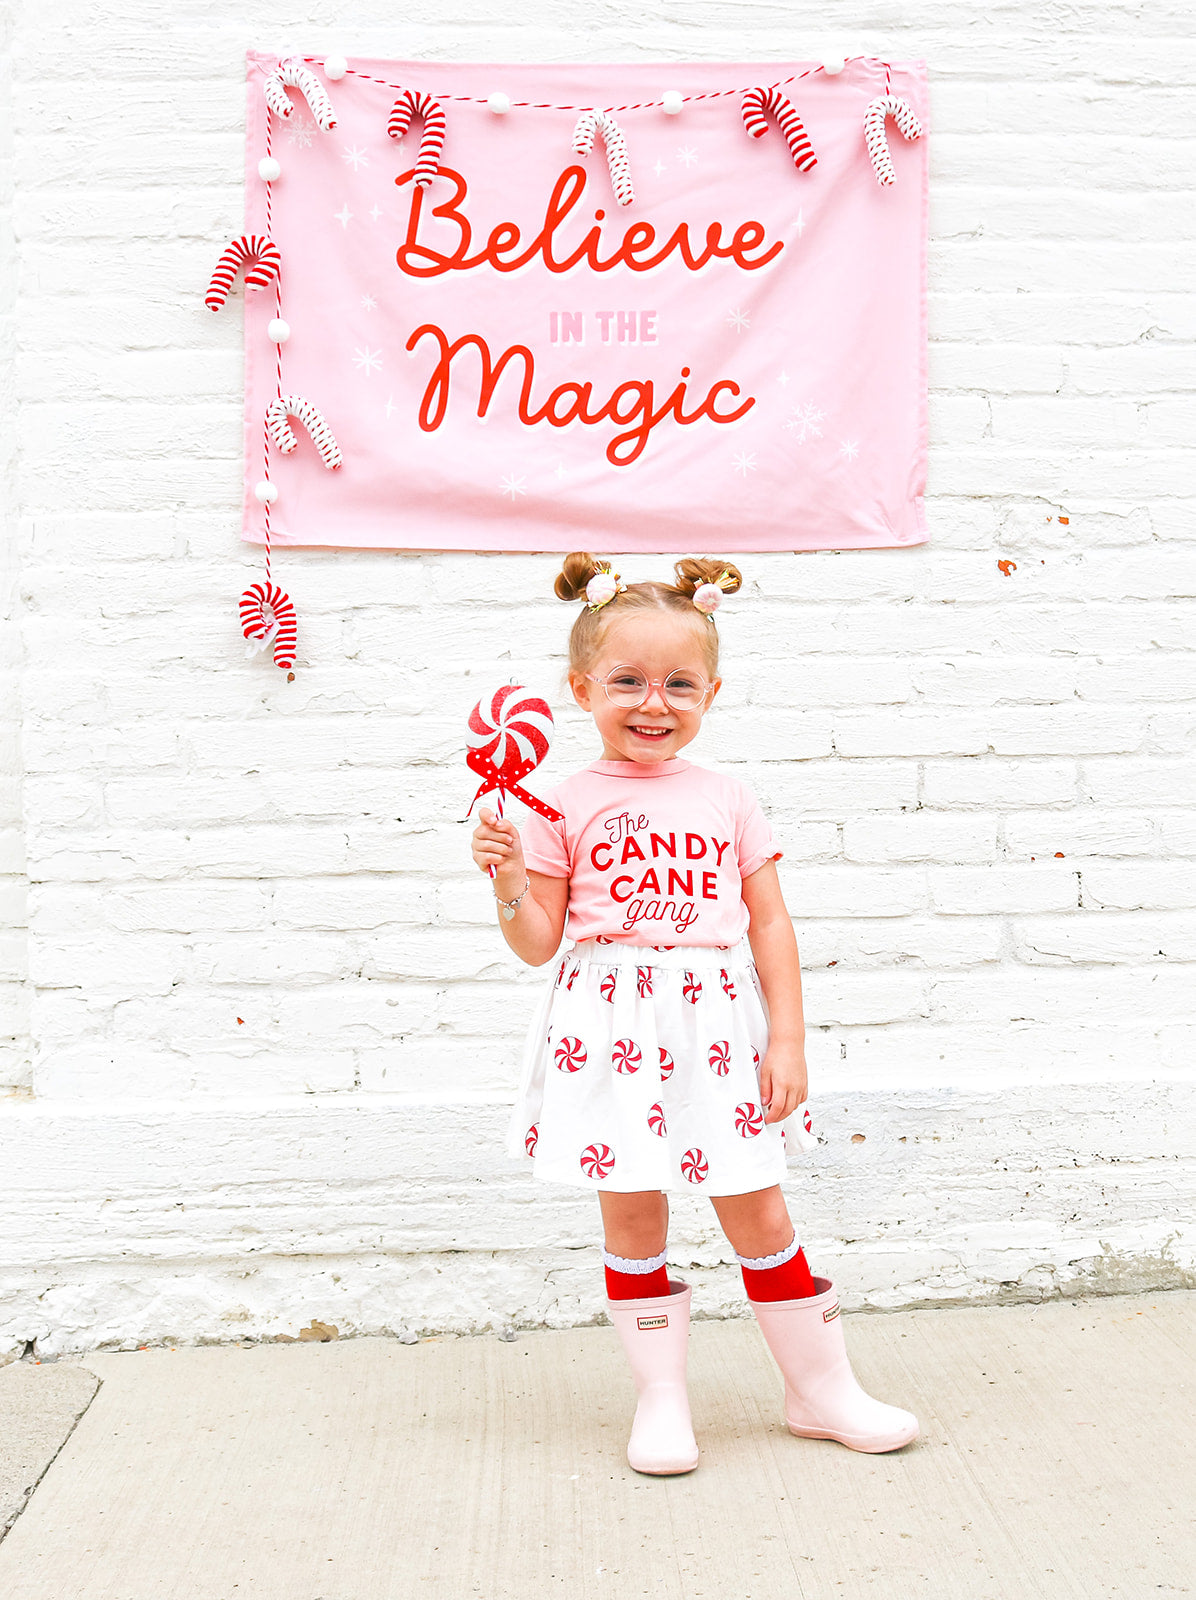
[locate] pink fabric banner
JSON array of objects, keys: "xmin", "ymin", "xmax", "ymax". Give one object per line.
[{"xmin": 240, "ymin": 55, "xmax": 928, "ymax": 553}]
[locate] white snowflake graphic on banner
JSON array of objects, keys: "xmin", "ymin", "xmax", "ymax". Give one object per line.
[
  {"xmin": 839, "ymin": 439, "xmax": 860, "ymax": 461},
  {"xmin": 732, "ymin": 451, "xmax": 758, "ymax": 476},
  {"xmin": 353, "ymin": 347, "xmax": 383, "ymax": 376},
  {"xmin": 286, "ymin": 121, "xmax": 315, "ymax": 149},
  {"xmin": 361, "ymin": 294, "xmax": 377, "ymax": 312},
  {"xmin": 500, "ymin": 473, "xmax": 528, "ymax": 500},
  {"xmin": 784, "ymin": 402, "xmax": 826, "ymax": 444},
  {"xmin": 342, "ymin": 145, "xmax": 370, "ymax": 171},
  {"xmin": 676, "ymin": 146, "xmax": 698, "ymax": 167},
  {"xmin": 726, "ymin": 307, "xmax": 751, "ymax": 333}
]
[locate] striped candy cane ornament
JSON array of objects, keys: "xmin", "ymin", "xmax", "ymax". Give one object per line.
[
  {"xmin": 740, "ymin": 86, "xmax": 817, "ymax": 173},
  {"xmin": 863, "ymin": 94, "xmax": 922, "ymax": 186},
  {"xmin": 266, "ymin": 396, "xmax": 343, "ymax": 469},
  {"xmin": 239, "ymin": 581, "xmax": 298, "ymax": 671},
  {"xmin": 205, "ymin": 235, "xmax": 281, "ymax": 311},
  {"xmin": 388, "ymin": 90, "xmax": 448, "ymax": 187},
  {"xmin": 572, "ymin": 110, "xmax": 636, "ymax": 207},
  {"xmin": 264, "ymin": 58, "xmax": 337, "ymax": 131}
]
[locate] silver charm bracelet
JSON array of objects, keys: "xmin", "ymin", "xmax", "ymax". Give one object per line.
[{"xmin": 495, "ymin": 875, "xmax": 531, "ymax": 922}]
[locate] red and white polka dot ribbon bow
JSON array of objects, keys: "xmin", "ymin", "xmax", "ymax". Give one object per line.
[
  {"xmin": 572, "ymin": 110, "xmax": 635, "ymax": 208},
  {"xmin": 266, "ymin": 396, "xmax": 343, "ymax": 470},
  {"xmin": 388, "ymin": 89, "xmax": 447, "ymax": 188},
  {"xmin": 205, "ymin": 235, "xmax": 281, "ymax": 311},
  {"xmin": 264, "ymin": 57, "xmax": 337, "ymax": 132},
  {"xmin": 239, "ymin": 582, "xmax": 297, "ymax": 671},
  {"xmin": 740, "ymin": 86, "xmax": 817, "ymax": 173},
  {"xmin": 863, "ymin": 95, "xmax": 922, "ymax": 186}
]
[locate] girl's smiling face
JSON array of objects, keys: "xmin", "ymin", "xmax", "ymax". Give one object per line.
[{"xmin": 569, "ymin": 612, "xmax": 721, "ymax": 765}]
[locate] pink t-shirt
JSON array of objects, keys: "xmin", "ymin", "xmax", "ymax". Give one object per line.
[{"xmin": 519, "ymin": 758, "xmax": 781, "ymax": 946}]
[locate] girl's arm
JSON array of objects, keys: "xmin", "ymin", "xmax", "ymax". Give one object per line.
[
  {"xmin": 740, "ymin": 860, "xmax": 808, "ymax": 1123},
  {"xmin": 472, "ymin": 805, "xmax": 568, "ymax": 966}
]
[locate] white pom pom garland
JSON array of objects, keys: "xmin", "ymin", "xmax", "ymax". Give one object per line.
[
  {"xmin": 487, "ymin": 91, "xmax": 511, "ymax": 114},
  {"xmin": 323, "ymin": 55, "xmax": 348, "ymax": 81},
  {"xmin": 821, "ymin": 54, "xmax": 846, "ymax": 75},
  {"xmin": 257, "ymin": 156, "xmax": 282, "ymax": 182},
  {"xmin": 692, "ymin": 583, "xmax": 723, "ymax": 615},
  {"xmin": 572, "ymin": 110, "xmax": 636, "ymax": 208},
  {"xmin": 254, "ymin": 480, "xmax": 279, "ymax": 504},
  {"xmin": 863, "ymin": 94, "xmax": 922, "ymax": 186},
  {"xmin": 266, "ymin": 395, "xmax": 344, "ymax": 469},
  {"xmin": 267, "ymin": 318, "xmax": 291, "ymax": 344},
  {"xmin": 662, "ymin": 90, "xmax": 684, "ymax": 115}
]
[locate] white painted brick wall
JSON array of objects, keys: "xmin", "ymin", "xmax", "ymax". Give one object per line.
[{"xmin": 2, "ymin": 1, "xmax": 1195, "ymax": 1357}]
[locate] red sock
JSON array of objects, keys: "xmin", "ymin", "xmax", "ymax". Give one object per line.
[
  {"xmin": 739, "ymin": 1244, "xmax": 818, "ymax": 1302},
  {"xmin": 603, "ymin": 1251, "xmax": 671, "ymax": 1300}
]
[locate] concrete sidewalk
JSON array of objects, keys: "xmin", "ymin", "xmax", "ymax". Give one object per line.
[{"xmin": 0, "ymin": 1292, "xmax": 1192, "ymax": 1599}]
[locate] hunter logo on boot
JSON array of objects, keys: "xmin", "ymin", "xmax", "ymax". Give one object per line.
[
  {"xmin": 637, "ymin": 1314, "xmax": 668, "ymax": 1330},
  {"xmin": 823, "ymin": 1303, "xmax": 841, "ymax": 1321}
]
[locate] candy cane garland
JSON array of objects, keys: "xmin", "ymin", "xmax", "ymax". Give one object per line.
[
  {"xmin": 264, "ymin": 58, "xmax": 337, "ymax": 131},
  {"xmin": 863, "ymin": 94, "xmax": 922, "ymax": 186},
  {"xmin": 387, "ymin": 89, "xmax": 447, "ymax": 187},
  {"xmin": 572, "ymin": 110, "xmax": 635, "ymax": 208},
  {"xmin": 240, "ymin": 582, "xmax": 298, "ymax": 672},
  {"xmin": 205, "ymin": 235, "xmax": 281, "ymax": 311},
  {"xmin": 740, "ymin": 86, "xmax": 817, "ymax": 173},
  {"xmin": 266, "ymin": 396, "xmax": 343, "ymax": 470}
]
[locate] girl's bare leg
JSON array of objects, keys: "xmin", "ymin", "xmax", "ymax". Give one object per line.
[
  {"xmin": 599, "ymin": 1189, "xmax": 669, "ymax": 1260},
  {"xmin": 709, "ymin": 1185, "xmax": 794, "ymax": 1259}
]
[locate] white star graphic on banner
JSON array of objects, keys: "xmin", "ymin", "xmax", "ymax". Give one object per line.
[
  {"xmin": 342, "ymin": 145, "xmax": 370, "ymax": 171},
  {"xmin": 500, "ymin": 473, "xmax": 528, "ymax": 500},
  {"xmin": 778, "ymin": 370, "xmax": 791, "ymax": 386},
  {"xmin": 732, "ymin": 451, "xmax": 758, "ymax": 476},
  {"xmin": 384, "ymin": 395, "xmax": 398, "ymax": 418},
  {"xmin": 334, "ymin": 203, "xmax": 353, "ymax": 228},
  {"xmin": 653, "ymin": 159, "xmax": 667, "ymax": 177},
  {"xmin": 726, "ymin": 307, "xmax": 751, "ymax": 332},
  {"xmin": 368, "ymin": 204, "xmax": 383, "ymax": 222},
  {"xmin": 353, "ymin": 347, "xmax": 383, "ymax": 376}
]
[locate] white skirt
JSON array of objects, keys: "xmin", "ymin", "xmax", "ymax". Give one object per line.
[{"xmin": 506, "ymin": 939, "xmax": 791, "ymax": 1196}]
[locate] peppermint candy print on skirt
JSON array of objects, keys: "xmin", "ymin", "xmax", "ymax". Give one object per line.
[{"xmin": 506, "ymin": 939, "xmax": 790, "ymax": 1194}]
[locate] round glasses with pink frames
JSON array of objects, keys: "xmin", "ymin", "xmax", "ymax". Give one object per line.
[{"xmin": 585, "ymin": 666, "xmax": 715, "ymax": 712}]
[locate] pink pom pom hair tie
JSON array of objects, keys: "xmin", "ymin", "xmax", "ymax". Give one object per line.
[
  {"xmin": 388, "ymin": 89, "xmax": 448, "ymax": 187},
  {"xmin": 691, "ymin": 569, "xmax": 736, "ymax": 615},
  {"xmin": 740, "ymin": 86, "xmax": 817, "ymax": 174},
  {"xmin": 264, "ymin": 57, "xmax": 337, "ymax": 131},
  {"xmin": 863, "ymin": 94, "xmax": 922, "ymax": 186},
  {"xmin": 585, "ymin": 565, "xmax": 627, "ymax": 612},
  {"xmin": 572, "ymin": 110, "xmax": 636, "ymax": 208},
  {"xmin": 266, "ymin": 395, "xmax": 343, "ymax": 469},
  {"xmin": 205, "ymin": 235, "xmax": 281, "ymax": 311}
]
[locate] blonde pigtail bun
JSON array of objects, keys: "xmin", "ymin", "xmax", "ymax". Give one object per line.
[
  {"xmin": 673, "ymin": 557, "xmax": 743, "ymax": 597},
  {"xmin": 554, "ymin": 551, "xmax": 608, "ymax": 602}
]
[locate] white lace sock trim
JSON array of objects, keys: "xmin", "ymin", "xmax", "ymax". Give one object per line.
[
  {"xmin": 602, "ymin": 1246, "xmax": 669, "ymax": 1275},
  {"xmin": 735, "ymin": 1233, "xmax": 801, "ymax": 1272}
]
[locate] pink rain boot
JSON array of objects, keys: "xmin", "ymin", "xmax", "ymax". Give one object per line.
[
  {"xmin": 606, "ymin": 1280, "xmax": 700, "ymax": 1475},
  {"xmin": 750, "ymin": 1277, "xmax": 918, "ymax": 1453}
]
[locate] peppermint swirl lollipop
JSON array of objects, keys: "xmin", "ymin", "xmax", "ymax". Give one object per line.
[{"xmin": 466, "ymin": 684, "xmax": 563, "ymax": 823}]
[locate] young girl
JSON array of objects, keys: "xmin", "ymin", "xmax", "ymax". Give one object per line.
[{"xmin": 471, "ymin": 553, "xmax": 917, "ymax": 1475}]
